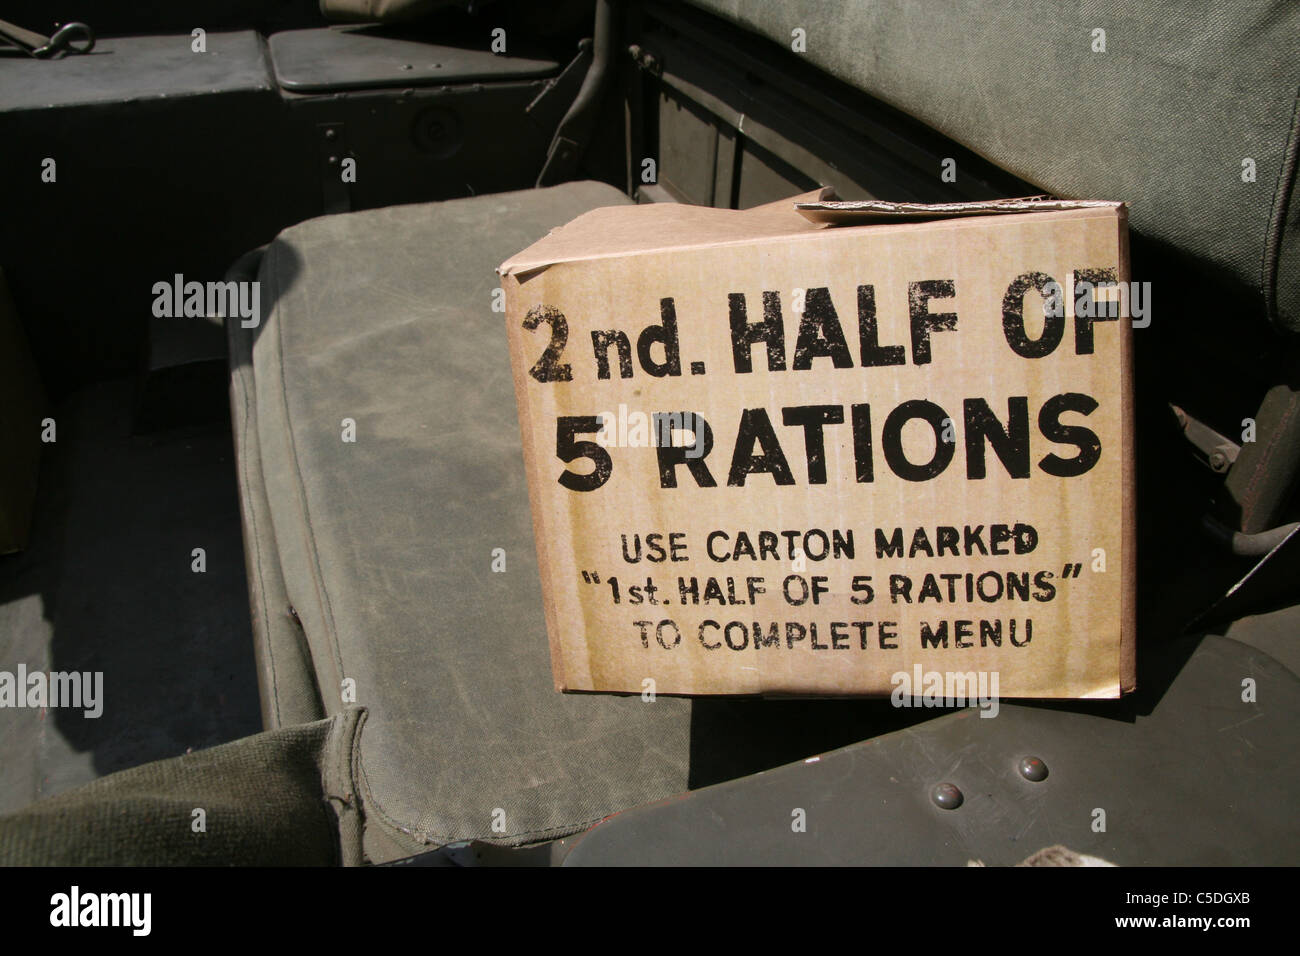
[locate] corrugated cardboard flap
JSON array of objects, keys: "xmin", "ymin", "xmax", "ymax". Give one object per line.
[
  {"xmin": 795, "ymin": 195, "xmax": 1126, "ymax": 225},
  {"xmin": 499, "ymin": 188, "xmax": 832, "ymax": 278},
  {"xmin": 502, "ymin": 192, "xmax": 1127, "ymax": 277}
]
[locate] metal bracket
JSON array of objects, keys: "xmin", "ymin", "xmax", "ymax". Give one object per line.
[
  {"xmin": 1170, "ymin": 403, "xmax": 1240, "ymax": 474},
  {"xmin": 627, "ymin": 42, "xmax": 663, "ymax": 78}
]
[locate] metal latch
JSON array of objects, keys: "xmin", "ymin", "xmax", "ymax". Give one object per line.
[{"xmin": 0, "ymin": 18, "xmax": 95, "ymax": 58}]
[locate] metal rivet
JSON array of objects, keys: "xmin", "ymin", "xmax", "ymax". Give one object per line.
[
  {"xmin": 1019, "ymin": 756, "xmax": 1048, "ymax": 782},
  {"xmin": 931, "ymin": 782, "xmax": 963, "ymax": 810}
]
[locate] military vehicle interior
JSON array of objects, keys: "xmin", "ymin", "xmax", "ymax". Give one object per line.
[{"xmin": 0, "ymin": 0, "xmax": 1296, "ymax": 865}]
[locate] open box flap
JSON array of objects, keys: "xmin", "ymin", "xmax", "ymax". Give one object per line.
[
  {"xmin": 501, "ymin": 191, "xmax": 1127, "ymax": 278},
  {"xmin": 795, "ymin": 195, "xmax": 1126, "ymax": 225},
  {"xmin": 499, "ymin": 188, "xmax": 832, "ymax": 278}
]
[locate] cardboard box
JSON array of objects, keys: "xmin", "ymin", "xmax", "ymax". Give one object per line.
[
  {"xmin": 500, "ymin": 193, "xmax": 1136, "ymax": 699},
  {"xmin": 0, "ymin": 268, "xmax": 46, "ymax": 554}
]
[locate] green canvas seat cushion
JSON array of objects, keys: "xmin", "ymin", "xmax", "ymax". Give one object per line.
[
  {"xmin": 690, "ymin": 0, "xmax": 1300, "ymax": 331},
  {"xmin": 229, "ymin": 247, "xmax": 325, "ymax": 731},
  {"xmin": 228, "ymin": 183, "xmax": 694, "ymax": 860}
]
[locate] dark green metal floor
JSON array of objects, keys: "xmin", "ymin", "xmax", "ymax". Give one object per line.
[{"xmin": 0, "ymin": 379, "xmax": 261, "ymax": 815}]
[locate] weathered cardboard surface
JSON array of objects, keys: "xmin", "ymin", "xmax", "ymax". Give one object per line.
[{"xmin": 502, "ymin": 197, "xmax": 1135, "ymax": 698}]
